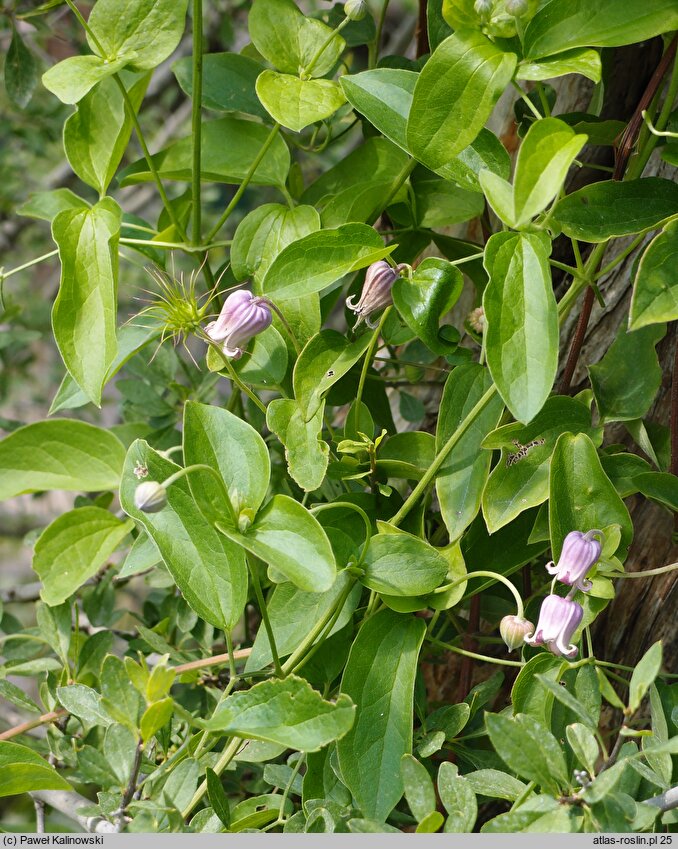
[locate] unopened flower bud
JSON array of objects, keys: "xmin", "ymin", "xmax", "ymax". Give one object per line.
[
  {"xmin": 346, "ymin": 261, "xmax": 405, "ymax": 329},
  {"xmin": 499, "ymin": 614, "xmax": 534, "ymax": 651},
  {"xmin": 468, "ymin": 306, "xmax": 486, "ymax": 334},
  {"xmin": 134, "ymin": 481, "xmax": 167, "ymax": 513},
  {"xmin": 344, "ymin": 0, "xmax": 367, "ymax": 20},
  {"xmin": 505, "ymin": 0, "xmax": 527, "ymax": 15},
  {"xmin": 546, "ymin": 530, "xmax": 602, "ymax": 592},
  {"xmin": 204, "ymin": 289, "xmax": 272, "ymax": 360},
  {"xmin": 524, "ymin": 594, "xmax": 583, "ymax": 658},
  {"xmin": 474, "ymin": 0, "xmax": 493, "ymax": 16}
]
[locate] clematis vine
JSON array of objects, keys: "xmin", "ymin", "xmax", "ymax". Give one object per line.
[
  {"xmin": 204, "ymin": 289, "xmax": 272, "ymax": 359},
  {"xmin": 524, "ymin": 594, "xmax": 584, "ymax": 658},
  {"xmin": 546, "ymin": 529, "xmax": 602, "ymax": 592}
]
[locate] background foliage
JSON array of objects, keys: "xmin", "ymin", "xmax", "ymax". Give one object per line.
[{"xmin": 0, "ymin": 0, "xmax": 678, "ymax": 835}]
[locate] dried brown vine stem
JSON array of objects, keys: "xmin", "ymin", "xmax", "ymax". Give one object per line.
[
  {"xmin": 456, "ymin": 594, "xmax": 481, "ymax": 701},
  {"xmin": 559, "ymin": 34, "xmax": 678, "ymax": 395},
  {"xmin": 415, "ymin": 0, "xmax": 429, "ymax": 58}
]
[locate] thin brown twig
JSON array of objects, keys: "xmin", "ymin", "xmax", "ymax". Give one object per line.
[
  {"xmin": 172, "ymin": 647, "xmax": 252, "ymax": 674},
  {"xmin": 0, "ymin": 709, "xmax": 66, "ymax": 741}
]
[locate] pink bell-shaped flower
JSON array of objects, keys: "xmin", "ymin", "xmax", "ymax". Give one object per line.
[
  {"xmin": 524, "ymin": 594, "xmax": 583, "ymax": 658},
  {"xmin": 205, "ymin": 289, "xmax": 272, "ymax": 359},
  {"xmin": 546, "ymin": 530, "xmax": 602, "ymax": 592},
  {"xmin": 346, "ymin": 261, "xmax": 404, "ymax": 329}
]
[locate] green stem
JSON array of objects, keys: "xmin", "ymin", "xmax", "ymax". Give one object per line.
[
  {"xmin": 1, "ymin": 249, "xmax": 59, "ymax": 280},
  {"xmin": 613, "ymin": 562, "xmax": 678, "ymax": 579},
  {"xmin": 512, "ymin": 80, "xmax": 542, "ymax": 120},
  {"xmin": 427, "ymin": 635, "xmax": 524, "ymax": 668},
  {"xmin": 119, "ymin": 238, "xmax": 231, "ymax": 251},
  {"xmin": 248, "ymin": 557, "xmax": 283, "ymax": 677},
  {"xmin": 302, "ymin": 16, "xmax": 350, "ymax": 77},
  {"xmin": 375, "ymin": 157, "xmax": 417, "ymax": 220},
  {"xmin": 368, "ymin": 0, "xmax": 391, "ymax": 68},
  {"xmin": 281, "ymin": 577, "xmax": 357, "ymax": 675},
  {"xmin": 556, "ymin": 242, "xmax": 608, "ymax": 321},
  {"xmin": 191, "ymin": 0, "xmax": 203, "ymax": 246},
  {"xmin": 201, "ymin": 334, "xmax": 267, "ymax": 414},
  {"xmin": 64, "ymin": 0, "xmax": 103, "ymax": 51},
  {"xmin": 182, "ymin": 736, "xmax": 242, "ymax": 818},
  {"xmin": 389, "ymin": 384, "xmax": 498, "ymax": 527},
  {"xmin": 113, "ymin": 75, "xmax": 187, "ymax": 240},
  {"xmin": 287, "ymin": 580, "xmax": 356, "ymax": 676},
  {"xmin": 432, "ymin": 570, "xmax": 525, "ymax": 619},
  {"xmin": 594, "ymin": 233, "xmax": 646, "ymax": 280},
  {"xmin": 549, "ymin": 259, "xmax": 580, "ymax": 277},
  {"xmin": 206, "ymin": 124, "xmax": 281, "ymax": 243},
  {"xmin": 356, "ymin": 307, "xmax": 391, "ymax": 409},
  {"xmin": 309, "ymin": 503, "xmax": 372, "ymax": 563}
]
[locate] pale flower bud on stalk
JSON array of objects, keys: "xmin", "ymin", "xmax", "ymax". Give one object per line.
[
  {"xmin": 134, "ymin": 481, "xmax": 167, "ymax": 513},
  {"xmin": 505, "ymin": 0, "xmax": 528, "ymax": 15},
  {"xmin": 546, "ymin": 529, "xmax": 602, "ymax": 592},
  {"xmin": 524, "ymin": 594, "xmax": 584, "ymax": 658},
  {"xmin": 344, "ymin": 0, "xmax": 367, "ymax": 20},
  {"xmin": 474, "ymin": 0, "xmax": 493, "ymax": 16},
  {"xmin": 499, "ymin": 614, "xmax": 534, "ymax": 651},
  {"xmin": 204, "ymin": 289, "xmax": 272, "ymax": 360},
  {"xmin": 346, "ymin": 261, "xmax": 406, "ymax": 329},
  {"xmin": 468, "ymin": 306, "xmax": 486, "ymax": 334}
]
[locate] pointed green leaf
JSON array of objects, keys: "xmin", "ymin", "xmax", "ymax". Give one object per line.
[
  {"xmin": 524, "ymin": 0, "xmax": 678, "ymax": 59},
  {"xmin": 218, "ymin": 495, "xmax": 336, "ymax": 593},
  {"xmin": 589, "ymin": 323, "xmax": 665, "ymax": 423},
  {"xmin": 249, "ymin": 0, "xmax": 345, "ymax": 78},
  {"xmin": 6, "ymin": 25, "xmax": 39, "ymax": 108},
  {"xmin": 630, "ymin": 220, "xmax": 678, "ymax": 330},
  {"xmin": 256, "ymin": 71, "xmax": 346, "ymax": 132},
  {"xmin": 267, "ymin": 399, "xmax": 329, "ymax": 492},
  {"xmin": 120, "ymin": 440, "xmax": 248, "ymax": 630},
  {"xmin": 183, "ymin": 401, "xmax": 270, "ymax": 522},
  {"xmin": 485, "ymin": 712, "xmax": 568, "ymax": 794},
  {"xmin": 42, "ymin": 55, "xmax": 127, "ymax": 104},
  {"xmin": 64, "ymin": 73, "xmax": 149, "ymax": 194},
  {"xmin": 33, "ymin": 507, "xmax": 133, "ymax": 605},
  {"xmin": 0, "ymin": 742, "xmax": 72, "ymax": 796},
  {"xmin": 119, "ymin": 117, "xmax": 290, "ymax": 187},
  {"xmin": 483, "ymin": 232, "xmax": 558, "ymax": 423},
  {"xmin": 337, "ymin": 609, "xmax": 426, "ymax": 821},
  {"xmin": 262, "ymin": 224, "xmax": 395, "ymax": 300},
  {"xmin": 203, "ymin": 675, "xmax": 355, "ymax": 751},
  {"xmin": 553, "ymin": 179, "xmax": 678, "ymax": 243},
  {"xmin": 87, "ymin": 0, "xmax": 189, "ymax": 71},
  {"xmin": 0, "ymin": 419, "xmax": 125, "ymax": 501},
  {"xmin": 629, "ymin": 641, "xmax": 663, "ymax": 715},
  {"xmin": 407, "ymin": 31, "xmax": 516, "ymax": 169},
  {"xmin": 549, "ymin": 432, "xmax": 633, "ymax": 561},
  {"xmin": 52, "ymin": 197, "xmax": 121, "ymax": 406},
  {"xmin": 482, "ymin": 395, "xmax": 602, "ymax": 532},
  {"xmin": 340, "ymin": 69, "xmax": 417, "ymax": 151}
]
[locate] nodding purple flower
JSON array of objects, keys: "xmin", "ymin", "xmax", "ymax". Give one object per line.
[
  {"xmin": 346, "ymin": 261, "xmax": 405, "ymax": 329},
  {"xmin": 524, "ymin": 594, "xmax": 583, "ymax": 658},
  {"xmin": 500, "ymin": 615, "xmax": 534, "ymax": 652},
  {"xmin": 546, "ymin": 530, "xmax": 602, "ymax": 592},
  {"xmin": 204, "ymin": 289, "xmax": 272, "ymax": 360}
]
